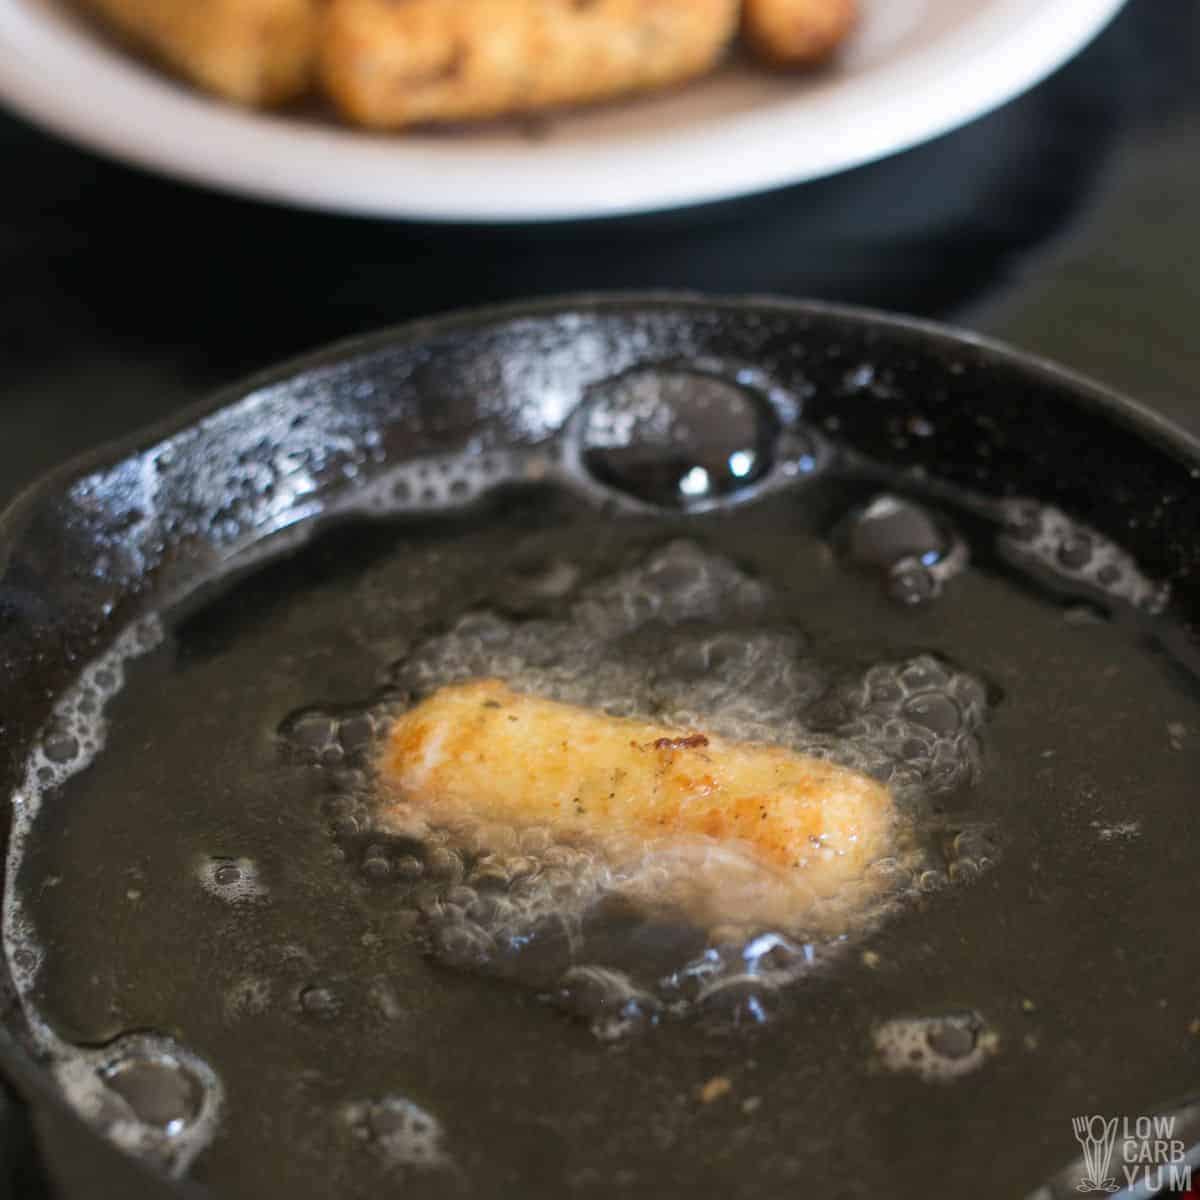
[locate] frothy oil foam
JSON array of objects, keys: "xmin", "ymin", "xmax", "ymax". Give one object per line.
[
  {"xmin": 290, "ymin": 540, "xmax": 993, "ymax": 1035},
  {"xmin": 2, "ymin": 615, "xmax": 226, "ymax": 1175}
]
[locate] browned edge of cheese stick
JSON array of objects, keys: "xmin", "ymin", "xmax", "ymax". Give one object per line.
[
  {"xmin": 76, "ymin": 0, "xmax": 320, "ymax": 106},
  {"xmin": 320, "ymin": 0, "xmax": 742, "ymax": 130},
  {"xmin": 381, "ymin": 680, "xmax": 893, "ymax": 898},
  {"xmin": 741, "ymin": 0, "xmax": 858, "ymax": 68}
]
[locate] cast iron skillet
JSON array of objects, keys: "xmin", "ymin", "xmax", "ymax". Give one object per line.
[{"xmin": 1, "ymin": 294, "xmax": 1199, "ymax": 1199}]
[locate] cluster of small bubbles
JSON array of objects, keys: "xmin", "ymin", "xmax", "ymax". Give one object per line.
[
  {"xmin": 419, "ymin": 840, "xmax": 618, "ymax": 979},
  {"xmin": 276, "ymin": 706, "xmax": 379, "ymax": 768},
  {"xmin": 16, "ymin": 616, "xmax": 163, "ymax": 802},
  {"xmin": 391, "ymin": 542, "xmax": 773, "ymax": 719},
  {"xmin": 813, "ymin": 655, "xmax": 989, "ymax": 796},
  {"xmin": 1090, "ymin": 819, "xmax": 1142, "ymax": 843},
  {"xmin": 319, "ymin": 544, "xmax": 993, "ymax": 1037},
  {"xmin": 49, "ymin": 1032, "xmax": 221, "ymax": 1176},
  {"xmin": 998, "ymin": 499, "xmax": 1168, "ymax": 613},
  {"xmin": 874, "ymin": 1012, "xmax": 997, "ymax": 1081},
  {"xmin": 3, "ymin": 617, "xmax": 194, "ymax": 1172},
  {"xmin": 356, "ymin": 449, "xmax": 524, "ymax": 517},
  {"xmin": 340, "ymin": 1095, "xmax": 449, "ymax": 1172},
  {"xmin": 196, "ymin": 856, "xmax": 267, "ymax": 903},
  {"xmin": 4, "ymin": 917, "xmax": 43, "ymax": 997},
  {"xmin": 573, "ymin": 540, "xmax": 770, "ymax": 638},
  {"xmin": 836, "ymin": 494, "xmax": 969, "ymax": 607},
  {"xmin": 942, "ymin": 826, "xmax": 1000, "ymax": 880}
]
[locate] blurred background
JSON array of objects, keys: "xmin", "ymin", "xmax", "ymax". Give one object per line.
[{"xmin": 0, "ymin": 0, "xmax": 1195, "ymax": 503}]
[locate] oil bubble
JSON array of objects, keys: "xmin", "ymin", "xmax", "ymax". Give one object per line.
[
  {"xmin": 425, "ymin": 918, "xmax": 492, "ymax": 970},
  {"xmin": 197, "ymin": 856, "xmax": 266, "ymax": 903},
  {"xmin": 875, "ymin": 1012, "xmax": 996, "ymax": 1080},
  {"xmin": 902, "ymin": 693, "xmax": 961, "ymax": 736},
  {"xmin": 50, "ymin": 1032, "xmax": 221, "ymax": 1175},
  {"xmin": 578, "ymin": 368, "xmax": 777, "ymax": 508},
  {"xmin": 836, "ymin": 495, "xmax": 968, "ymax": 606},
  {"xmin": 557, "ymin": 966, "xmax": 660, "ymax": 1040},
  {"xmin": 1056, "ymin": 533, "xmax": 1093, "ymax": 569},
  {"xmin": 394, "ymin": 854, "xmax": 424, "ymax": 881},
  {"xmin": 887, "ymin": 559, "xmax": 937, "ymax": 607},
  {"xmin": 42, "ymin": 734, "xmax": 80, "ymax": 764},
  {"xmin": 277, "ymin": 708, "xmax": 341, "ymax": 762},
  {"xmin": 101, "ymin": 1053, "xmax": 204, "ymax": 1135},
  {"xmin": 338, "ymin": 714, "xmax": 376, "ymax": 756},
  {"xmin": 298, "ymin": 984, "xmax": 342, "ymax": 1020},
  {"xmin": 341, "ymin": 1096, "xmax": 449, "ymax": 1171},
  {"xmin": 840, "ymin": 494, "xmax": 945, "ymax": 570},
  {"xmin": 944, "ymin": 826, "xmax": 999, "ymax": 876},
  {"xmin": 361, "ymin": 855, "xmax": 391, "ymax": 881}
]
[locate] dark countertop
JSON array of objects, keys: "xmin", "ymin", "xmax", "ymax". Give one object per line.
[{"xmin": 1, "ymin": 0, "xmax": 1197, "ymax": 511}]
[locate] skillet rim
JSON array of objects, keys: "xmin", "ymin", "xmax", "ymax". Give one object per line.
[{"xmin": 3, "ymin": 290, "xmax": 1200, "ymax": 561}]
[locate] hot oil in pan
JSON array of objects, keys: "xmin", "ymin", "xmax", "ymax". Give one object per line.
[{"xmin": 5, "ymin": 450, "xmax": 1200, "ymax": 1200}]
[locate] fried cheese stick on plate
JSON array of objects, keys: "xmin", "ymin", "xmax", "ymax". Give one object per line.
[
  {"xmin": 741, "ymin": 0, "xmax": 858, "ymax": 67},
  {"xmin": 320, "ymin": 0, "xmax": 742, "ymax": 129},
  {"xmin": 76, "ymin": 0, "xmax": 319, "ymax": 105},
  {"xmin": 382, "ymin": 680, "xmax": 892, "ymax": 908}
]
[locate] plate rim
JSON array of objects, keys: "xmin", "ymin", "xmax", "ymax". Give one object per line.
[{"xmin": 0, "ymin": 0, "xmax": 1130, "ymax": 222}]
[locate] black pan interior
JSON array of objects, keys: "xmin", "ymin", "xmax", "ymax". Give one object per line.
[{"xmin": 1, "ymin": 296, "xmax": 1199, "ymax": 1200}]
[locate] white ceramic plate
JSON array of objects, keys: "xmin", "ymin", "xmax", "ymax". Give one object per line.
[{"xmin": 0, "ymin": 0, "xmax": 1127, "ymax": 222}]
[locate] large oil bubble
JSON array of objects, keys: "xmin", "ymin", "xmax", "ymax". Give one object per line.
[{"xmin": 577, "ymin": 368, "xmax": 778, "ymax": 508}]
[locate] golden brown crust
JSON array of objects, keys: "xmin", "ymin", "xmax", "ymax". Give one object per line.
[
  {"xmin": 382, "ymin": 680, "xmax": 892, "ymax": 891},
  {"xmin": 741, "ymin": 0, "xmax": 858, "ymax": 68},
  {"xmin": 76, "ymin": 0, "xmax": 319, "ymax": 106},
  {"xmin": 319, "ymin": 0, "xmax": 741, "ymax": 129}
]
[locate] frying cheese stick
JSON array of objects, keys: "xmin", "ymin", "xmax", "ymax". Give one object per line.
[
  {"xmin": 741, "ymin": 0, "xmax": 858, "ymax": 67},
  {"xmin": 78, "ymin": 0, "xmax": 318, "ymax": 105},
  {"xmin": 381, "ymin": 680, "xmax": 892, "ymax": 898},
  {"xmin": 320, "ymin": 0, "xmax": 741, "ymax": 129}
]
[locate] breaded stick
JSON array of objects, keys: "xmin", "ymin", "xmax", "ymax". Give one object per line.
[
  {"xmin": 78, "ymin": 0, "xmax": 319, "ymax": 106},
  {"xmin": 382, "ymin": 680, "xmax": 892, "ymax": 899},
  {"xmin": 320, "ymin": 0, "xmax": 741, "ymax": 129},
  {"xmin": 741, "ymin": 0, "xmax": 858, "ymax": 67}
]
